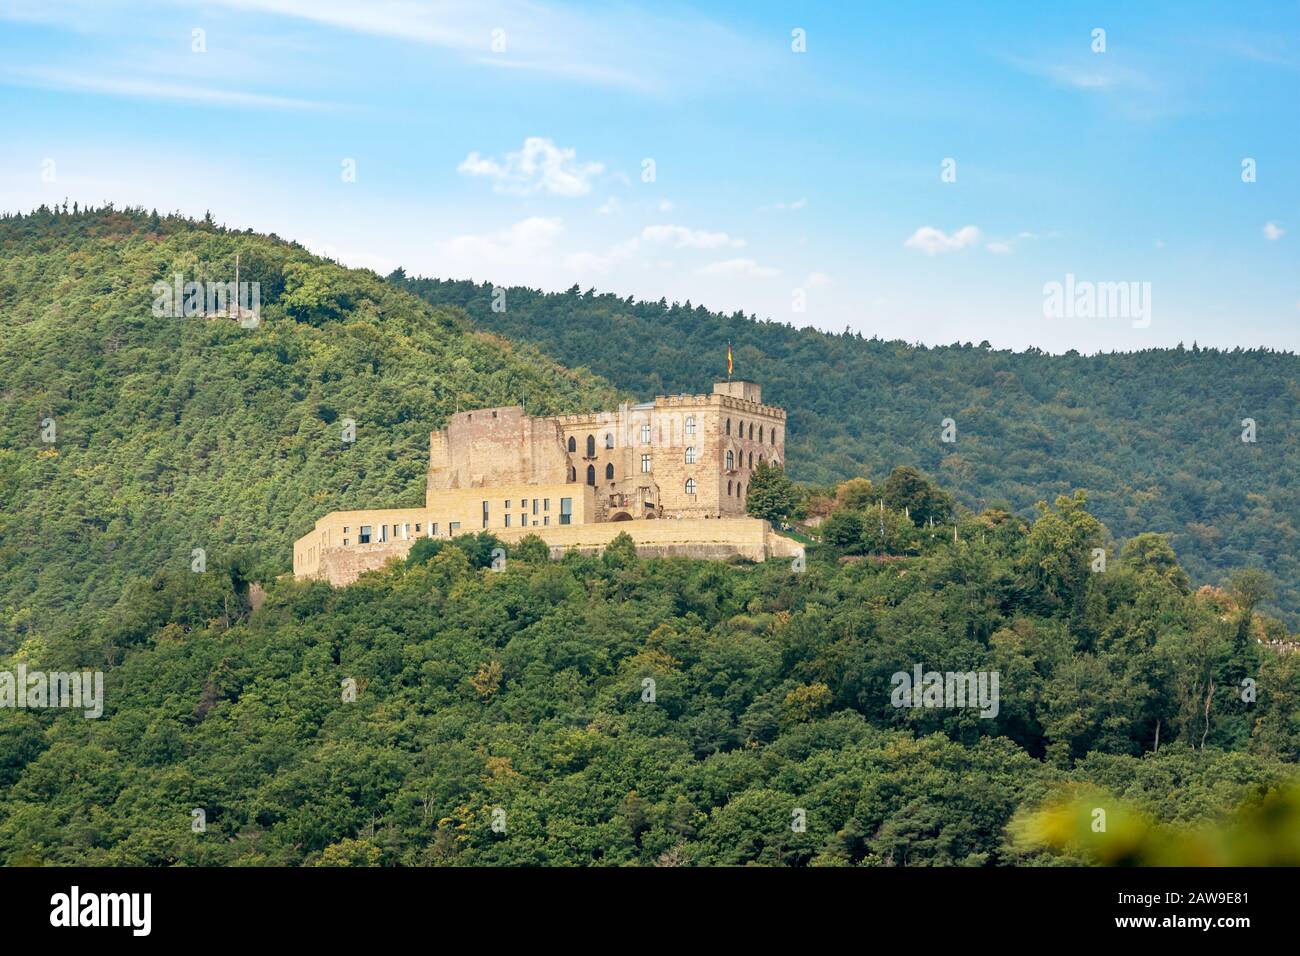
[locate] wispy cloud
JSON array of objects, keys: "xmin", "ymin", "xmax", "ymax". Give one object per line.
[
  {"xmin": 1264, "ymin": 221, "xmax": 1285, "ymax": 241},
  {"xmin": 696, "ymin": 258, "xmax": 779, "ymax": 278},
  {"xmin": 642, "ymin": 224, "xmax": 744, "ymax": 249},
  {"xmin": 0, "ymin": 65, "xmax": 335, "ymax": 110}
]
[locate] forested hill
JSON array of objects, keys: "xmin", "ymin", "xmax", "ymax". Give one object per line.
[
  {"xmin": 0, "ymin": 206, "xmax": 619, "ymax": 645},
  {"xmin": 389, "ymin": 276, "xmax": 1300, "ymax": 624}
]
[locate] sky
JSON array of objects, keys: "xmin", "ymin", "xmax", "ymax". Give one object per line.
[{"xmin": 1, "ymin": 0, "xmax": 1297, "ymax": 353}]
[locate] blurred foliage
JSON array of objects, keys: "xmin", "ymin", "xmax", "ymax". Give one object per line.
[{"xmin": 1010, "ymin": 783, "xmax": 1300, "ymax": 866}]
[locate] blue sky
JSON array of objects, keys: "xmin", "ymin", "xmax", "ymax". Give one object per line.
[{"xmin": 1, "ymin": 0, "xmax": 1296, "ymax": 352}]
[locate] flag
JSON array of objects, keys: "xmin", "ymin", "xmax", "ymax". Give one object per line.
[{"xmin": 727, "ymin": 342, "xmax": 733, "ymax": 377}]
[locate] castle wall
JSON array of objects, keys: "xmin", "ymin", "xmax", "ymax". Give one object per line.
[
  {"xmin": 293, "ymin": 507, "xmax": 428, "ymax": 579},
  {"xmin": 307, "ymin": 517, "xmax": 805, "ymax": 586},
  {"xmin": 294, "ymin": 380, "xmax": 790, "ymax": 585}
]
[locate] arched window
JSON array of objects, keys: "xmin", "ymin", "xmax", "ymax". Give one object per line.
[
  {"xmin": 586, "ymin": 434, "xmax": 595, "ymax": 458},
  {"xmin": 738, "ymin": 483, "xmax": 744, "ymax": 498},
  {"xmin": 685, "ymin": 478, "xmax": 696, "ymax": 495},
  {"xmin": 605, "ymin": 432, "xmax": 614, "ymax": 449},
  {"xmin": 567, "ymin": 436, "xmax": 576, "ymax": 453},
  {"xmin": 685, "ymin": 416, "xmax": 696, "ymax": 438},
  {"xmin": 772, "ymin": 428, "xmax": 778, "ymax": 445},
  {"xmin": 728, "ymin": 480, "xmax": 733, "ymax": 495},
  {"xmin": 725, "ymin": 418, "xmax": 731, "ymax": 436},
  {"xmin": 748, "ymin": 422, "xmax": 754, "ymax": 440},
  {"xmin": 759, "ymin": 425, "xmax": 763, "ymax": 443},
  {"xmin": 567, "ymin": 465, "xmax": 576, "ymax": 482},
  {"xmin": 748, "ymin": 451, "xmax": 753, "ymax": 469},
  {"xmin": 726, "ymin": 450, "xmax": 735, "ymax": 470},
  {"xmin": 586, "ymin": 464, "xmax": 596, "ymax": 486},
  {"xmin": 605, "ymin": 463, "xmax": 614, "ymax": 480},
  {"xmin": 685, "ymin": 446, "xmax": 696, "ymax": 464}
]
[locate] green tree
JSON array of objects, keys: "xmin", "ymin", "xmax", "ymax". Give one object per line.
[{"xmin": 745, "ymin": 461, "xmax": 798, "ymax": 523}]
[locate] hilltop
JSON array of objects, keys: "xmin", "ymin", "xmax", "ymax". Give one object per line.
[
  {"xmin": 0, "ymin": 206, "xmax": 620, "ymax": 646},
  {"xmin": 389, "ymin": 276, "xmax": 1300, "ymax": 624}
]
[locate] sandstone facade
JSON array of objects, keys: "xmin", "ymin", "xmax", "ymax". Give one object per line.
[{"xmin": 294, "ymin": 380, "xmax": 791, "ymax": 585}]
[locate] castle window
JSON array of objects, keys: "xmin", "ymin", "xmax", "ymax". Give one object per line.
[
  {"xmin": 505, "ymin": 500, "xmax": 512, "ymax": 509},
  {"xmin": 568, "ymin": 436, "xmax": 577, "ymax": 453},
  {"xmin": 359, "ymin": 525, "xmax": 372, "ymax": 544},
  {"xmin": 505, "ymin": 515, "xmax": 511, "ymax": 527},
  {"xmin": 727, "ymin": 480, "xmax": 732, "ymax": 496},
  {"xmin": 641, "ymin": 454, "xmax": 651, "ymax": 473},
  {"xmin": 343, "ymin": 539, "xmax": 349, "ymax": 547},
  {"xmin": 482, "ymin": 501, "xmax": 489, "ymax": 529},
  {"xmin": 586, "ymin": 464, "xmax": 596, "ymax": 485},
  {"xmin": 759, "ymin": 426, "xmax": 763, "ymax": 443},
  {"xmin": 725, "ymin": 418, "xmax": 731, "ymax": 435},
  {"xmin": 748, "ymin": 452, "xmax": 753, "ymax": 469},
  {"xmin": 685, "ymin": 416, "xmax": 696, "ymax": 438},
  {"xmin": 739, "ymin": 483, "xmax": 744, "ymax": 498},
  {"xmin": 414, "ymin": 524, "xmax": 421, "ymax": 533},
  {"xmin": 640, "ymin": 423, "xmax": 651, "ymax": 445},
  {"xmin": 449, "ymin": 522, "xmax": 460, "ymax": 532},
  {"xmin": 772, "ymin": 428, "xmax": 778, "ymax": 445},
  {"xmin": 429, "ymin": 523, "xmax": 438, "ymax": 537},
  {"xmin": 749, "ymin": 422, "xmax": 754, "ymax": 440},
  {"xmin": 685, "ymin": 446, "xmax": 696, "ymax": 464},
  {"xmin": 685, "ymin": 478, "xmax": 697, "ymax": 495},
  {"xmin": 605, "ymin": 463, "xmax": 614, "ymax": 479},
  {"xmin": 560, "ymin": 498, "xmax": 573, "ymax": 525},
  {"xmin": 533, "ymin": 499, "xmax": 539, "ymax": 514},
  {"xmin": 544, "ymin": 516, "xmax": 550, "ymax": 526},
  {"xmin": 568, "ymin": 466, "xmax": 576, "ymax": 482},
  {"xmin": 726, "ymin": 450, "xmax": 735, "ymax": 471},
  {"xmin": 544, "ymin": 498, "xmax": 550, "ymax": 511},
  {"xmin": 521, "ymin": 514, "xmax": 527, "ymax": 526},
  {"xmin": 586, "ymin": 434, "xmax": 595, "ymax": 458},
  {"xmin": 605, "ymin": 432, "xmax": 614, "ymax": 449}
]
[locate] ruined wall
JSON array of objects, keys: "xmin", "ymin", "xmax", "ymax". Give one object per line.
[{"xmin": 426, "ymin": 406, "xmax": 572, "ymax": 497}]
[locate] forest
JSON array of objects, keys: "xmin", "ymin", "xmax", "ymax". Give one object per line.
[
  {"xmin": 0, "ymin": 207, "xmax": 1296, "ymax": 866},
  {"xmin": 1, "ymin": 487, "xmax": 1296, "ymax": 865},
  {"xmin": 390, "ymin": 275, "xmax": 1300, "ymax": 626}
]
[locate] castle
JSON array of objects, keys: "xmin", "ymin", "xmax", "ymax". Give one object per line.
[{"xmin": 293, "ymin": 380, "xmax": 801, "ymax": 585}]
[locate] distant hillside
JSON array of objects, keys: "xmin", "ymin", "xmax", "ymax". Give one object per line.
[
  {"xmin": 0, "ymin": 207, "xmax": 620, "ymax": 646},
  {"xmin": 390, "ymin": 276, "xmax": 1300, "ymax": 624}
]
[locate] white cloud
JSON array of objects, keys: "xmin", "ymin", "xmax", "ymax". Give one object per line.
[
  {"xmin": 642, "ymin": 224, "xmax": 744, "ymax": 249},
  {"xmin": 696, "ymin": 258, "xmax": 779, "ymax": 278},
  {"xmin": 803, "ymin": 271, "xmax": 832, "ymax": 288},
  {"xmin": 1263, "ymin": 221, "xmax": 1285, "ymax": 241},
  {"xmin": 565, "ymin": 237, "xmax": 640, "ymax": 274},
  {"xmin": 903, "ymin": 225, "xmax": 982, "ymax": 255},
  {"xmin": 985, "ymin": 241, "xmax": 1014, "ymax": 255},
  {"xmin": 458, "ymin": 137, "xmax": 604, "ymax": 197},
  {"xmin": 596, "ymin": 198, "xmax": 621, "ymax": 215},
  {"xmin": 435, "ymin": 216, "xmax": 564, "ymax": 276}
]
